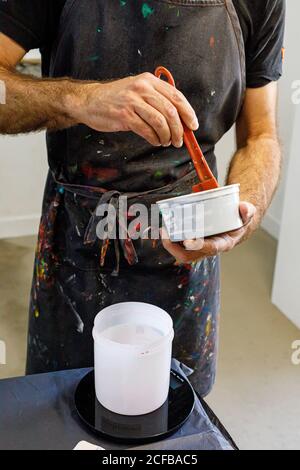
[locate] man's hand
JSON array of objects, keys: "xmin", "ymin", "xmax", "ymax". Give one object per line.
[
  {"xmin": 0, "ymin": 33, "xmax": 198, "ymax": 140},
  {"xmin": 161, "ymin": 202, "xmax": 256, "ymax": 264},
  {"xmin": 68, "ymin": 73, "xmax": 199, "ymax": 148}
]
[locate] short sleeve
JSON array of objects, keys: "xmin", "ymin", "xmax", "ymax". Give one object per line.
[
  {"xmin": 0, "ymin": 0, "xmax": 50, "ymax": 51},
  {"xmin": 246, "ymin": 0, "xmax": 286, "ymax": 88}
]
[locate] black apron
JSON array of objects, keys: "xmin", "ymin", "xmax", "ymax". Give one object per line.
[{"xmin": 26, "ymin": 0, "xmax": 245, "ymax": 397}]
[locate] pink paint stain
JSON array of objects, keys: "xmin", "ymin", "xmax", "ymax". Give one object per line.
[{"xmin": 81, "ymin": 164, "xmax": 118, "ymax": 180}]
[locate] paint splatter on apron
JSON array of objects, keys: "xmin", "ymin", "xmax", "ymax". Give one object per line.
[{"xmin": 26, "ymin": 0, "xmax": 245, "ymax": 396}]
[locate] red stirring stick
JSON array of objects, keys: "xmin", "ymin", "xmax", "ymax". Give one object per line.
[{"xmin": 154, "ymin": 66, "xmax": 219, "ymax": 193}]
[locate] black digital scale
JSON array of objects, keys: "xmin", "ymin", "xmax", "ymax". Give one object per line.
[{"xmin": 74, "ymin": 369, "xmax": 195, "ymax": 445}]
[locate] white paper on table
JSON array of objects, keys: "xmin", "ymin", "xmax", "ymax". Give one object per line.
[{"xmin": 73, "ymin": 440, "xmax": 105, "ymax": 450}]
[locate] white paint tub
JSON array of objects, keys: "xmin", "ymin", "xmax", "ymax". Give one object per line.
[
  {"xmin": 93, "ymin": 302, "xmax": 174, "ymax": 416},
  {"xmin": 157, "ymin": 184, "xmax": 243, "ymax": 242}
]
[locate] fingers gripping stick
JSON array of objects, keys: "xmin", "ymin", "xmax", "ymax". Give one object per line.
[{"xmin": 154, "ymin": 66, "xmax": 219, "ymax": 193}]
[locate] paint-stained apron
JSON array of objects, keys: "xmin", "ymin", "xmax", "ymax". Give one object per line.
[{"xmin": 26, "ymin": 0, "xmax": 245, "ymax": 396}]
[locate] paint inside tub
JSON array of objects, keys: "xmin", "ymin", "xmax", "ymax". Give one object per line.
[{"xmin": 100, "ymin": 324, "xmax": 163, "ymax": 346}]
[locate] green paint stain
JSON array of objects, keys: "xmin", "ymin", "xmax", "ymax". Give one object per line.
[
  {"xmin": 154, "ymin": 170, "xmax": 163, "ymax": 178},
  {"xmin": 120, "ymin": 0, "xmax": 126, "ymax": 6},
  {"xmin": 177, "ymin": 9, "xmax": 180, "ymax": 17},
  {"xmin": 85, "ymin": 134, "xmax": 92, "ymax": 140},
  {"xmin": 142, "ymin": 3, "xmax": 154, "ymax": 19},
  {"xmin": 97, "ymin": 27, "xmax": 102, "ymax": 33}
]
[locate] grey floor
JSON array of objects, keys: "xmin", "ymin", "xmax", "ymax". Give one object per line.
[{"xmin": 0, "ymin": 230, "xmax": 299, "ymax": 450}]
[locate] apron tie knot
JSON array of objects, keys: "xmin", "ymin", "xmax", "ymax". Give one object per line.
[{"xmin": 83, "ymin": 190, "xmax": 138, "ymax": 276}]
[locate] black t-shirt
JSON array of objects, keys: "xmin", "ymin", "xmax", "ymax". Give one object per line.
[{"xmin": 0, "ymin": 0, "xmax": 285, "ymax": 87}]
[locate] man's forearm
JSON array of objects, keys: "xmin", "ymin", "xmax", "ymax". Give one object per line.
[
  {"xmin": 0, "ymin": 66, "xmax": 81, "ymax": 134},
  {"xmin": 227, "ymin": 135, "xmax": 281, "ymax": 228},
  {"xmin": 0, "ymin": 56, "xmax": 198, "ymax": 144}
]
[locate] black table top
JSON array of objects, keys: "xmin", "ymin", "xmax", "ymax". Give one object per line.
[{"xmin": 0, "ymin": 365, "xmax": 235, "ymax": 450}]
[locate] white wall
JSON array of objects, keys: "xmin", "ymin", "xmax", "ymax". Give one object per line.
[
  {"xmin": 0, "ymin": 49, "xmax": 48, "ymax": 239},
  {"xmin": 0, "ymin": 132, "xmax": 48, "ymax": 238},
  {"xmin": 272, "ymin": 106, "xmax": 300, "ymax": 328},
  {"xmin": 271, "ymin": 0, "xmax": 300, "ymax": 328}
]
